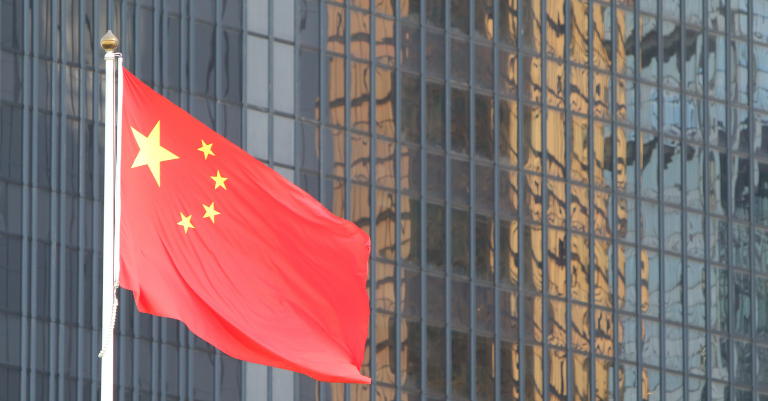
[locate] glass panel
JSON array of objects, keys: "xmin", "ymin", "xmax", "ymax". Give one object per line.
[
  {"xmin": 376, "ymin": 17, "xmax": 395, "ymax": 66},
  {"xmin": 524, "ymin": 175, "xmax": 543, "ymax": 222},
  {"xmin": 426, "ymin": 326, "xmax": 446, "ymax": 394},
  {"xmin": 476, "ymin": 165, "xmax": 494, "ymax": 212},
  {"xmin": 426, "ymin": 203, "xmax": 445, "ymax": 270},
  {"xmin": 642, "ymin": 319, "xmax": 660, "ymax": 367},
  {"xmin": 500, "ymin": 49, "xmax": 519, "ymax": 98},
  {"xmin": 525, "ymin": 345, "xmax": 545, "ymax": 401},
  {"xmin": 595, "ymin": 358, "xmax": 614, "ymax": 401},
  {"xmin": 617, "ymin": 9, "xmax": 635, "ymax": 76},
  {"xmin": 688, "ymin": 328, "xmax": 707, "ymax": 375},
  {"xmin": 595, "ymin": 309, "xmax": 614, "ymax": 356},
  {"xmin": 641, "ymin": 132, "xmax": 660, "ymax": 200},
  {"xmin": 662, "ymin": 22, "xmax": 682, "ymax": 88},
  {"xmin": 521, "ymin": 0, "xmax": 541, "ymax": 53},
  {"xmin": 757, "ymin": 229, "xmax": 768, "ymax": 275},
  {"xmin": 475, "ymin": 44, "xmax": 494, "ymax": 90},
  {"xmin": 450, "ymin": 0, "xmax": 469, "ymax": 33},
  {"xmin": 524, "ymin": 56, "xmax": 542, "ymax": 102},
  {"xmin": 426, "ymin": 83, "xmax": 446, "ymax": 148},
  {"xmin": 571, "ymin": 233, "xmax": 590, "ymax": 303},
  {"xmin": 571, "ymin": 303, "xmax": 590, "ymax": 352},
  {"xmin": 548, "ymin": 179, "xmax": 566, "ymax": 227},
  {"xmin": 451, "ymin": 89, "xmax": 470, "ymax": 155},
  {"xmin": 571, "ymin": 116, "xmax": 590, "ymax": 183},
  {"xmin": 451, "ymin": 209, "xmax": 471, "ymax": 276},
  {"xmin": 732, "ymin": 222, "xmax": 751, "ymax": 269},
  {"xmin": 401, "ymin": 319, "xmax": 421, "ymax": 389},
  {"xmin": 476, "ymin": 285, "xmax": 494, "ymax": 332},
  {"xmin": 328, "ymin": 56, "xmax": 346, "ymax": 127},
  {"xmin": 475, "ymin": 214, "xmax": 494, "ymax": 281},
  {"xmin": 573, "ymin": 352, "xmax": 590, "ymax": 401},
  {"xmin": 451, "ymin": 39, "xmax": 470, "ymax": 83},
  {"xmin": 500, "ymin": 99, "xmax": 519, "ymax": 165},
  {"xmin": 400, "ymin": 73, "xmax": 420, "ymax": 143},
  {"xmin": 548, "ymin": 228, "xmax": 567, "ymax": 298},
  {"xmin": 475, "ymin": 94, "xmax": 494, "ymax": 161},
  {"xmin": 350, "ymin": 62, "xmax": 371, "ymax": 131},
  {"xmin": 618, "ymin": 244, "xmax": 637, "ymax": 312},
  {"xmin": 451, "ymin": 330, "xmax": 470, "ymax": 398},
  {"xmin": 639, "ymin": 16, "xmax": 658, "ymax": 82},
  {"xmin": 618, "ymin": 315, "xmax": 637, "ymax": 362},
  {"xmin": 571, "ymin": 184, "xmax": 589, "ymax": 232},
  {"xmin": 500, "ymin": 340, "xmax": 521, "ymax": 399},
  {"xmin": 401, "ymin": 197, "xmax": 421, "ymax": 265},
  {"xmin": 476, "ymin": 335, "xmax": 495, "ymax": 401},
  {"xmin": 327, "ymin": 5, "xmax": 345, "ymax": 54},
  {"xmin": 475, "ymin": 0, "xmax": 494, "ymax": 40},
  {"xmin": 641, "ymin": 250, "xmax": 660, "ymax": 317},
  {"xmin": 570, "ymin": 0, "xmax": 589, "ymax": 65},
  {"xmin": 500, "ymin": 289, "xmax": 519, "ymax": 338},
  {"xmin": 711, "ymin": 265, "xmax": 729, "ymax": 332},
  {"xmin": 547, "ymin": 60, "xmax": 566, "ymax": 108},
  {"xmin": 594, "ymin": 121, "xmax": 612, "ymax": 187},
  {"xmin": 426, "ymin": 32, "xmax": 445, "ymax": 79},
  {"xmin": 350, "ymin": 11, "xmax": 370, "ymax": 60},
  {"xmin": 549, "ymin": 299, "xmax": 567, "ymax": 346},
  {"xmin": 500, "ymin": 169, "xmax": 519, "ymax": 215},
  {"xmin": 756, "ymin": 45, "xmax": 768, "ymax": 110},
  {"xmin": 734, "ymin": 272, "xmax": 752, "ymax": 336},
  {"xmin": 401, "ymin": 23, "xmax": 420, "ymax": 74},
  {"xmin": 524, "ymin": 225, "xmax": 544, "ymax": 292},
  {"xmin": 571, "ymin": 66, "xmax": 590, "ymax": 114},
  {"xmin": 595, "ymin": 239, "xmax": 613, "ymax": 308},
  {"xmin": 500, "ymin": 218, "xmax": 520, "ymax": 286},
  {"xmin": 759, "ymin": 277, "xmax": 768, "ymax": 341}
]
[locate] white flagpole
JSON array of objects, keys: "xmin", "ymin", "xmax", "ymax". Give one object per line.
[{"xmin": 100, "ymin": 30, "xmax": 119, "ymax": 401}]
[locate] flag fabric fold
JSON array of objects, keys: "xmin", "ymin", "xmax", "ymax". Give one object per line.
[{"xmin": 118, "ymin": 68, "xmax": 371, "ymax": 383}]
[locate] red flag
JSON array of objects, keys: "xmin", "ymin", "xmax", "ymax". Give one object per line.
[{"xmin": 118, "ymin": 68, "xmax": 371, "ymax": 383}]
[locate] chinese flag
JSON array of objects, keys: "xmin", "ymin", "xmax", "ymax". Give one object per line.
[{"xmin": 118, "ymin": 68, "xmax": 371, "ymax": 383}]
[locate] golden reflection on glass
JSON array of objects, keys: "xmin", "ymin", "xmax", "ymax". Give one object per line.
[
  {"xmin": 571, "ymin": 185, "xmax": 589, "ymax": 232},
  {"xmin": 571, "ymin": 115, "xmax": 589, "ymax": 182},
  {"xmin": 617, "ymin": 77, "xmax": 628, "ymax": 123},
  {"xmin": 329, "ymin": 128, "xmax": 346, "ymax": 177},
  {"xmin": 594, "ymin": 191, "xmax": 611, "ymax": 238},
  {"xmin": 547, "ymin": 60, "xmax": 566, "ymax": 108},
  {"xmin": 595, "ymin": 238, "xmax": 613, "ymax": 308},
  {"xmin": 330, "ymin": 179, "xmax": 346, "ymax": 218},
  {"xmin": 476, "ymin": 0, "xmax": 494, "ymax": 40},
  {"xmin": 500, "ymin": 50, "xmax": 519, "ymax": 97},
  {"xmin": 376, "ymin": 139, "xmax": 396, "ymax": 188},
  {"xmin": 376, "ymin": 313, "xmax": 396, "ymax": 384},
  {"xmin": 570, "ymin": 0, "xmax": 589, "ymax": 65},
  {"xmin": 573, "ymin": 353, "xmax": 590, "ymax": 401},
  {"xmin": 640, "ymin": 249, "xmax": 650, "ymax": 314},
  {"xmin": 595, "ymin": 310, "xmax": 614, "ymax": 356},
  {"xmin": 593, "ymin": 121, "xmax": 608, "ymax": 187},
  {"xmin": 617, "ymin": 8, "xmax": 633, "ymax": 76},
  {"xmin": 501, "ymin": 169, "xmax": 520, "ymax": 215},
  {"xmin": 616, "ymin": 244, "xmax": 629, "ymax": 310},
  {"xmin": 501, "ymin": 219, "xmax": 520, "ymax": 286},
  {"xmin": 400, "ymin": 145, "xmax": 419, "ymax": 191},
  {"xmin": 593, "ymin": 3, "xmax": 612, "ymax": 71},
  {"xmin": 524, "ymin": 105, "xmax": 543, "ymax": 172},
  {"xmin": 375, "ymin": 17, "xmax": 395, "ymax": 66},
  {"xmin": 524, "ymin": 225, "xmax": 544, "ymax": 292},
  {"xmin": 327, "ymin": 4, "xmax": 345, "ymax": 54},
  {"xmin": 549, "ymin": 349, "xmax": 568, "ymax": 400},
  {"xmin": 500, "ymin": 99, "xmax": 519, "ymax": 165},
  {"xmin": 525, "ymin": 345, "xmax": 545, "ymax": 401},
  {"xmin": 571, "ymin": 234, "xmax": 590, "ymax": 303},
  {"xmin": 595, "ymin": 358, "xmax": 613, "ymax": 401},
  {"xmin": 376, "ymin": 190, "xmax": 397, "ymax": 260},
  {"xmin": 500, "ymin": 0, "xmax": 518, "ymax": 47},
  {"xmin": 377, "ymin": 262, "xmax": 396, "ymax": 312},
  {"xmin": 546, "ymin": 0, "xmax": 566, "ymax": 59},
  {"xmin": 547, "ymin": 180, "xmax": 567, "ymax": 227},
  {"xmin": 593, "ymin": 72, "xmax": 611, "ymax": 119},
  {"xmin": 375, "ymin": 0, "xmax": 394, "ymax": 16},
  {"xmin": 525, "ymin": 175, "xmax": 543, "ymax": 222},
  {"xmin": 617, "ymin": 126, "xmax": 628, "ymax": 191},
  {"xmin": 350, "ymin": 62, "xmax": 371, "ymax": 131},
  {"xmin": 548, "ymin": 299, "xmax": 567, "ymax": 346},
  {"xmin": 400, "ymin": 319, "xmax": 420, "ymax": 389},
  {"xmin": 526, "ymin": 295, "xmax": 545, "ymax": 342},
  {"xmin": 376, "ymin": 67, "xmax": 396, "ymax": 137},
  {"xmin": 570, "ymin": 66, "xmax": 589, "ymax": 113},
  {"xmin": 524, "ymin": 56, "xmax": 542, "ymax": 102},
  {"xmin": 351, "ymin": 135, "xmax": 370, "ymax": 183},
  {"xmin": 351, "ymin": 183, "xmax": 371, "ymax": 235},
  {"xmin": 350, "ymin": 11, "xmax": 370, "ymax": 60},
  {"xmin": 522, "ymin": 0, "xmax": 542, "ymax": 53},
  {"xmin": 328, "ymin": 57, "xmax": 346, "ymax": 127},
  {"xmin": 547, "ymin": 109, "xmax": 566, "ymax": 177},
  {"xmin": 501, "ymin": 340, "xmax": 521, "ymax": 399},
  {"xmin": 548, "ymin": 228, "xmax": 567, "ymax": 298}
]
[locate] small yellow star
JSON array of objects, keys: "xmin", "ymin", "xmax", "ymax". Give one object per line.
[
  {"xmin": 202, "ymin": 202, "xmax": 220, "ymax": 223},
  {"xmin": 198, "ymin": 140, "xmax": 215, "ymax": 160},
  {"xmin": 211, "ymin": 170, "xmax": 228, "ymax": 189},
  {"xmin": 177, "ymin": 212, "xmax": 194, "ymax": 233}
]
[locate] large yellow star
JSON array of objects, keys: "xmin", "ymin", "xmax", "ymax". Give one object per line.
[
  {"xmin": 177, "ymin": 212, "xmax": 194, "ymax": 233},
  {"xmin": 211, "ymin": 170, "xmax": 228, "ymax": 189},
  {"xmin": 202, "ymin": 202, "xmax": 220, "ymax": 223},
  {"xmin": 198, "ymin": 140, "xmax": 215, "ymax": 159},
  {"xmin": 131, "ymin": 121, "xmax": 179, "ymax": 186}
]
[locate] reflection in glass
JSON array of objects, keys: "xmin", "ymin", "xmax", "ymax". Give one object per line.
[
  {"xmin": 688, "ymin": 260, "xmax": 706, "ymax": 327},
  {"xmin": 731, "ymin": 39, "xmax": 749, "ymax": 104},
  {"xmin": 476, "ymin": 94, "xmax": 494, "ymax": 160},
  {"xmin": 688, "ymin": 329, "xmax": 707, "ymax": 375},
  {"xmin": 500, "ymin": 290, "xmax": 519, "ymax": 338},
  {"xmin": 525, "ymin": 345, "xmax": 545, "ymax": 401},
  {"xmin": 400, "ymin": 145, "xmax": 419, "ymax": 191},
  {"xmin": 595, "ymin": 309, "xmax": 614, "ymax": 356},
  {"xmin": 619, "ymin": 316, "xmax": 637, "ymax": 361},
  {"xmin": 401, "ymin": 319, "xmax": 420, "ymax": 389},
  {"xmin": 401, "ymin": 196, "xmax": 420, "ymax": 265},
  {"xmin": 476, "ymin": 286, "xmax": 494, "ymax": 332},
  {"xmin": 476, "ymin": 165, "xmax": 494, "ymax": 212},
  {"xmin": 546, "ymin": 0, "xmax": 566, "ymax": 59},
  {"xmin": 665, "ymin": 325, "xmax": 684, "ymax": 371},
  {"xmin": 571, "ymin": 303, "xmax": 590, "ymax": 352},
  {"xmin": 426, "ymin": 32, "xmax": 445, "ymax": 79},
  {"xmin": 757, "ymin": 277, "xmax": 768, "ymax": 340},
  {"xmin": 401, "ymin": 73, "xmax": 420, "ymax": 143},
  {"xmin": 327, "ymin": 5, "xmax": 345, "ymax": 54},
  {"xmin": 711, "ymin": 265, "xmax": 729, "ymax": 332},
  {"xmin": 500, "ymin": 168, "xmax": 519, "ymax": 215},
  {"xmin": 452, "ymin": 280, "xmax": 471, "ymax": 328},
  {"xmin": 452, "ymin": 159, "xmax": 470, "ymax": 206},
  {"xmin": 571, "ymin": 185, "xmax": 589, "ymax": 233},
  {"xmin": 476, "ymin": 335, "xmax": 495, "ymax": 401},
  {"xmin": 548, "ymin": 179, "xmax": 566, "ymax": 227},
  {"xmin": 549, "ymin": 349, "xmax": 567, "ymax": 400},
  {"xmin": 376, "ymin": 190, "xmax": 396, "ymax": 259},
  {"xmin": 476, "ymin": 44, "xmax": 494, "ymax": 90},
  {"xmin": 571, "ymin": 66, "xmax": 590, "ymax": 113},
  {"xmin": 641, "ymin": 132, "xmax": 660, "ymax": 200},
  {"xmin": 732, "ymin": 223, "xmax": 751, "ymax": 269},
  {"xmin": 571, "ymin": 116, "xmax": 589, "ymax": 183},
  {"xmin": 401, "ymin": 23, "xmax": 420, "ymax": 74},
  {"xmin": 709, "ymin": 150, "xmax": 728, "ymax": 215},
  {"xmin": 350, "ymin": 62, "xmax": 370, "ymax": 131},
  {"xmin": 524, "ymin": 56, "xmax": 542, "ymax": 102},
  {"xmin": 595, "ymin": 358, "xmax": 613, "ymax": 401},
  {"xmin": 595, "ymin": 239, "xmax": 613, "ymax": 308},
  {"xmin": 548, "ymin": 229, "xmax": 567, "ymax": 298},
  {"xmin": 521, "ymin": 0, "xmax": 541, "ymax": 53},
  {"xmin": 524, "ymin": 225, "xmax": 543, "ymax": 292},
  {"xmin": 327, "ymin": 56, "xmax": 346, "ymax": 127},
  {"xmin": 375, "ymin": 314, "xmax": 396, "ymax": 383},
  {"xmin": 662, "ymin": 22, "xmax": 682, "ymax": 88},
  {"xmin": 640, "ymin": 202, "xmax": 659, "ymax": 249},
  {"xmin": 426, "ymin": 82, "xmax": 445, "ymax": 148},
  {"xmin": 452, "ymin": 39, "xmax": 470, "ymax": 83},
  {"xmin": 376, "ymin": 68, "xmax": 396, "ymax": 137},
  {"xmin": 500, "ymin": 218, "xmax": 520, "ymax": 286},
  {"xmin": 500, "ymin": 99, "xmax": 519, "ymax": 165},
  {"xmin": 451, "ymin": 89, "xmax": 470, "ymax": 155},
  {"xmin": 500, "ymin": 340, "xmax": 521, "ymax": 399},
  {"xmin": 573, "ymin": 352, "xmax": 590, "ymax": 401},
  {"xmin": 639, "ymin": 16, "xmax": 658, "ymax": 82},
  {"xmin": 476, "ymin": 214, "xmax": 494, "ymax": 281},
  {"xmin": 451, "ymin": 209, "xmax": 470, "ymax": 277},
  {"xmin": 426, "ymin": 326, "xmax": 446, "ymax": 394},
  {"xmin": 686, "ymin": 28, "xmax": 705, "ymax": 94},
  {"xmin": 450, "ymin": 0, "xmax": 469, "ymax": 33},
  {"xmin": 641, "ymin": 250, "xmax": 660, "ymax": 317},
  {"xmin": 375, "ymin": 17, "xmax": 395, "ymax": 66},
  {"xmin": 709, "ymin": 34, "xmax": 727, "ymax": 99},
  {"xmin": 524, "ymin": 174, "xmax": 543, "ymax": 222},
  {"xmin": 619, "ymin": 244, "xmax": 637, "ymax": 312},
  {"xmin": 734, "ymin": 272, "xmax": 752, "ymax": 337},
  {"xmin": 475, "ymin": 0, "xmax": 494, "ymax": 40},
  {"xmin": 663, "ymin": 207, "xmax": 682, "ymax": 254},
  {"xmin": 426, "ymin": 203, "xmax": 445, "ymax": 270},
  {"xmin": 593, "ymin": 3, "xmax": 611, "ymax": 71},
  {"xmin": 594, "ymin": 121, "xmax": 612, "ymax": 187},
  {"xmin": 617, "ymin": 9, "xmax": 635, "ymax": 76},
  {"xmin": 451, "ymin": 330, "xmax": 470, "ymax": 398},
  {"xmin": 756, "ymin": 45, "xmax": 768, "ymax": 110},
  {"xmin": 427, "ymin": 275, "xmax": 445, "ymax": 322},
  {"xmin": 500, "ymin": 49, "xmax": 519, "ymax": 97},
  {"xmin": 547, "ymin": 60, "xmax": 566, "ymax": 108}
]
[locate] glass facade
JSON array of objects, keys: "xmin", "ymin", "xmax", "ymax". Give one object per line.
[{"xmin": 2, "ymin": 0, "xmax": 768, "ymax": 400}]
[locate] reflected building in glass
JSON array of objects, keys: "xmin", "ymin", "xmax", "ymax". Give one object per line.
[{"xmin": 2, "ymin": 0, "xmax": 768, "ymax": 399}]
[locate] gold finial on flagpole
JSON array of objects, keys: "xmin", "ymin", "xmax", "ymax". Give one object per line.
[{"xmin": 100, "ymin": 30, "xmax": 119, "ymax": 52}]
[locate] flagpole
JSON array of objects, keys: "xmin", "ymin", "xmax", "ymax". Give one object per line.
[{"xmin": 100, "ymin": 30, "xmax": 119, "ymax": 401}]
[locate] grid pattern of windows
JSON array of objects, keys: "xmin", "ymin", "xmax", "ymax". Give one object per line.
[
  {"xmin": 0, "ymin": 0, "xmax": 250, "ymax": 399},
  {"xmin": 294, "ymin": 0, "xmax": 768, "ymax": 400}
]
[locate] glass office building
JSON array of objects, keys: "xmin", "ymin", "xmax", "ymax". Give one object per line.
[{"xmin": 2, "ymin": 0, "xmax": 768, "ymax": 399}]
